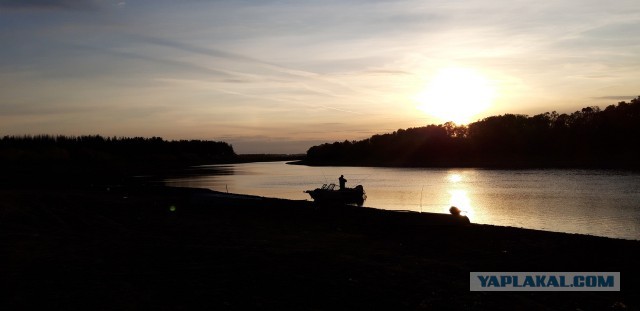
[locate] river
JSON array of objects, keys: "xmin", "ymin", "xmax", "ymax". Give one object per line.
[{"xmin": 163, "ymin": 161, "xmax": 640, "ymax": 240}]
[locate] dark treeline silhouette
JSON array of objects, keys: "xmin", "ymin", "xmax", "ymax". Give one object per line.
[
  {"xmin": 306, "ymin": 96, "xmax": 640, "ymax": 168},
  {"xmin": 1, "ymin": 135, "xmax": 236, "ymax": 162},
  {"xmin": 1, "ymin": 135, "xmax": 237, "ymax": 183}
]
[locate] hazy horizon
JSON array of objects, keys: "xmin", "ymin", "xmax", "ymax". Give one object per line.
[{"xmin": 2, "ymin": 0, "xmax": 639, "ymax": 153}]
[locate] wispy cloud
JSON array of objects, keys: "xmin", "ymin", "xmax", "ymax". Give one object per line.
[
  {"xmin": 0, "ymin": 101, "xmax": 94, "ymax": 116},
  {"xmin": 71, "ymin": 43, "xmax": 238, "ymax": 79},
  {"xmin": 0, "ymin": 0, "xmax": 117, "ymax": 10},
  {"xmin": 124, "ymin": 33, "xmax": 385, "ymax": 112},
  {"xmin": 592, "ymin": 96, "xmax": 638, "ymax": 101},
  {"xmin": 128, "ymin": 34, "xmax": 273, "ymax": 67}
]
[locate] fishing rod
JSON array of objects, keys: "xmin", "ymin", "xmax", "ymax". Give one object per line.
[
  {"xmin": 353, "ymin": 174, "xmax": 372, "ymax": 185},
  {"xmin": 420, "ymin": 185, "xmax": 424, "ymax": 213}
]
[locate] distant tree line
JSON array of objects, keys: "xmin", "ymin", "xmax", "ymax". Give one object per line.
[
  {"xmin": 306, "ymin": 96, "xmax": 640, "ymax": 169},
  {"xmin": 1, "ymin": 135, "xmax": 236, "ymax": 163},
  {"xmin": 0, "ymin": 135, "xmax": 237, "ymax": 183}
]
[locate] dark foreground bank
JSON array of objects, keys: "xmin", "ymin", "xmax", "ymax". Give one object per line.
[{"xmin": 2, "ymin": 185, "xmax": 638, "ymax": 310}]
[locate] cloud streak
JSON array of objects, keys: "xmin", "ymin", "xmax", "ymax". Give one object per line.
[
  {"xmin": 123, "ymin": 33, "xmax": 384, "ymax": 112},
  {"xmin": 592, "ymin": 96, "xmax": 638, "ymax": 101},
  {"xmin": 0, "ymin": 0, "xmax": 116, "ymax": 10}
]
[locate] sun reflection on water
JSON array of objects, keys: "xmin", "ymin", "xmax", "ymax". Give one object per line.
[
  {"xmin": 447, "ymin": 173, "xmax": 462, "ymax": 183},
  {"xmin": 447, "ymin": 189, "xmax": 474, "ymax": 217},
  {"xmin": 445, "ymin": 172, "xmax": 474, "ymax": 218}
]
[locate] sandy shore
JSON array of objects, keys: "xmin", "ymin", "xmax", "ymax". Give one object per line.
[{"xmin": 2, "ymin": 184, "xmax": 638, "ymax": 310}]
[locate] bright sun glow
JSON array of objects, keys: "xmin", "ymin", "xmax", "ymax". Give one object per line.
[
  {"xmin": 416, "ymin": 67, "xmax": 495, "ymax": 124},
  {"xmin": 448, "ymin": 189, "xmax": 474, "ymax": 218}
]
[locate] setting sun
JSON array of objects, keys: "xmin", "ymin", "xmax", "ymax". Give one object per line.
[{"xmin": 416, "ymin": 67, "xmax": 495, "ymax": 124}]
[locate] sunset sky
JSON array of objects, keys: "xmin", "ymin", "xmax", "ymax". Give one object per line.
[{"xmin": 1, "ymin": 0, "xmax": 638, "ymax": 153}]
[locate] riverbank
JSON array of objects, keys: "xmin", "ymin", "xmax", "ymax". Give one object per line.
[
  {"xmin": 289, "ymin": 159, "xmax": 640, "ymax": 170},
  {"xmin": 2, "ymin": 184, "xmax": 638, "ymax": 310}
]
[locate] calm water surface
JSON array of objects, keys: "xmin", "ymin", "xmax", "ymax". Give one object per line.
[{"xmin": 164, "ymin": 161, "xmax": 640, "ymax": 240}]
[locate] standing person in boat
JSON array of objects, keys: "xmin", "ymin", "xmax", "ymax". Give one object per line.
[{"xmin": 339, "ymin": 175, "xmax": 347, "ymax": 190}]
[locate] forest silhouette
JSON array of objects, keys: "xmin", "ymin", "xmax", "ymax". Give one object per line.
[
  {"xmin": 306, "ymin": 96, "xmax": 640, "ymax": 168},
  {"xmin": 0, "ymin": 135, "xmax": 236, "ymax": 183}
]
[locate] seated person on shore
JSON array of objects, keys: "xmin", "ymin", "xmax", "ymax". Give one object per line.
[
  {"xmin": 449, "ymin": 206, "xmax": 462, "ymax": 216},
  {"xmin": 339, "ymin": 175, "xmax": 347, "ymax": 190}
]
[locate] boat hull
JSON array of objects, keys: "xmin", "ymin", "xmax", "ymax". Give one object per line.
[{"xmin": 305, "ymin": 185, "xmax": 366, "ymax": 206}]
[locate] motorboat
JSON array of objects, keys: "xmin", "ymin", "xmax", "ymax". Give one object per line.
[{"xmin": 304, "ymin": 183, "xmax": 366, "ymax": 206}]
